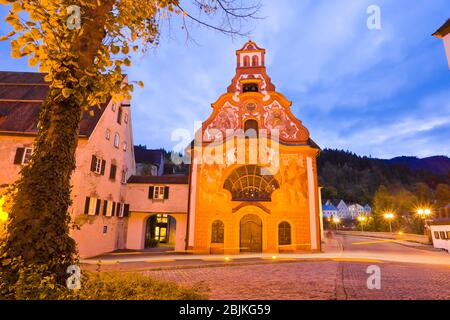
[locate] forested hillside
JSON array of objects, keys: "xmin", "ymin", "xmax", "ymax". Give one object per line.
[{"xmin": 317, "ymin": 149, "xmax": 450, "ymax": 205}]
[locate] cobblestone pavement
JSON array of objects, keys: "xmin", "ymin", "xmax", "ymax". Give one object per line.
[{"xmin": 141, "ymin": 235, "xmax": 450, "ymax": 300}]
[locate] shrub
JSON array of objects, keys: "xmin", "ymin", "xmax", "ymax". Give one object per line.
[{"xmin": 0, "ymin": 263, "xmax": 208, "ymax": 300}]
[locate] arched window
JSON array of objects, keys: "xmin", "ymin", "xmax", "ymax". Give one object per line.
[
  {"xmin": 243, "ymin": 56, "xmax": 250, "ymax": 67},
  {"xmin": 244, "ymin": 119, "xmax": 258, "ymax": 138},
  {"xmin": 114, "ymin": 133, "xmax": 120, "ymax": 148},
  {"xmin": 223, "ymin": 165, "xmax": 280, "ymax": 202},
  {"xmin": 211, "ymin": 220, "xmax": 224, "ymax": 243},
  {"xmin": 278, "ymin": 222, "xmax": 291, "ymax": 245},
  {"xmin": 252, "ymin": 55, "xmax": 259, "ymax": 66}
]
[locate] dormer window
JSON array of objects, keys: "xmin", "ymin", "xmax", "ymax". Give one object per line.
[{"xmin": 243, "ymin": 83, "xmax": 258, "ymax": 93}]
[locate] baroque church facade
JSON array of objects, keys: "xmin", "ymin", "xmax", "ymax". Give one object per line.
[
  {"xmin": 0, "ymin": 41, "xmax": 321, "ymax": 257},
  {"xmin": 187, "ymin": 41, "xmax": 321, "ymax": 253}
]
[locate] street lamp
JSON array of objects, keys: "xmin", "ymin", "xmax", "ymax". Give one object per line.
[
  {"xmin": 417, "ymin": 208, "xmax": 432, "ymax": 218},
  {"xmin": 383, "ymin": 212, "xmax": 394, "ymax": 233},
  {"xmin": 357, "ymin": 216, "xmax": 367, "ymax": 231},
  {"xmin": 332, "ymin": 217, "xmax": 341, "ymax": 231}
]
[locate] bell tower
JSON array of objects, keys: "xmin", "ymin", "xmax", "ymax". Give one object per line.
[{"xmin": 227, "ymin": 40, "xmax": 275, "ymax": 96}]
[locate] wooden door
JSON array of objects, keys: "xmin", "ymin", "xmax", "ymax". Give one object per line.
[{"xmin": 240, "ymin": 214, "xmax": 262, "ymax": 252}]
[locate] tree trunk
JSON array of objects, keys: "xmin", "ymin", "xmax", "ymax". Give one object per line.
[{"xmin": 0, "ymin": 1, "xmax": 115, "ymax": 294}]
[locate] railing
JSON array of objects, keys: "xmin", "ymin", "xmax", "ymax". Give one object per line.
[{"xmin": 336, "ymin": 230, "xmax": 430, "ymax": 244}]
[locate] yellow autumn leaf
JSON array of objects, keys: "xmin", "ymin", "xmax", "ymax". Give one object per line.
[
  {"xmin": 61, "ymin": 88, "xmax": 72, "ymax": 98},
  {"xmin": 28, "ymin": 57, "xmax": 39, "ymax": 67},
  {"xmin": 137, "ymin": 81, "xmax": 144, "ymax": 88}
]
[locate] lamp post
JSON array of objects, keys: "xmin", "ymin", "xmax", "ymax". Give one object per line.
[
  {"xmin": 357, "ymin": 216, "xmax": 367, "ymax": 232},
  {"xmin": 383, "ymin": 212, "xmax": 394, "ymax": 233},
  {"xmin": 333, "ymin": 217, "xmax": 341, "ymax": 231},
  {"xmin": 417, "ymin": 208, "xmax": 432, "ymax": 235}
]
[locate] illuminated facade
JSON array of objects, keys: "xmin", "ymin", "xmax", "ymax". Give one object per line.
[
  {"xmin": 186, "ymin": 41, "xmax": 321, "ymax": 254},
  {"xmin": 0, "ymin": 42, "xmax": 322, "ymax": 257}
]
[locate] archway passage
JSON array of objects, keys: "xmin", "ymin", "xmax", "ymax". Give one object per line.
[
  {"xmin": 240, "ymin": 214, "xmax": 262, "ymax": 252},
  {"xmin": 144, "ymin": 214, "xmax": 176, "ymax": 249}
]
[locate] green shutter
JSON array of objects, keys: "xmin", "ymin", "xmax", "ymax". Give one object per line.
[
  {"xmin": 148, "ymin": 186, "xmax": 154, "ymax": 199},
  {"xmin": 14, "ymin": 148, "xmax": 25, "ymax": 164},
  {"xmin": 84, "ymin": 197, "xmax": 90, "ymax": 215}
]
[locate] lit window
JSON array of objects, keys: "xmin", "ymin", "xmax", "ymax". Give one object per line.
[
  {"xmin": 22, "ymin": 147, "xmax": 33, "ymax": 164},
  {"xmin": 105, "ymin": 200, "xmax": 113, "ymax": 217},
  {"xmin": 105, "ymin": 129, "xmax": 111, "ymax": 140},
  {"xmin": 87, "ymin": 197, "xmax": 98, "ymax": 216},
  {"xmin": 114, "ymin": 133, "xmax": 120, "ymax": 148},
  {"xmin": 153, "ymin": 186, "xmax": 165, "ymax": 200},
  {"xmin": 121, "ymin": 169, "xmax": 127, "ymax": 184},
  {"xmin": 156, "ymin": 214, "xmax": 168, "ymax": 224}
]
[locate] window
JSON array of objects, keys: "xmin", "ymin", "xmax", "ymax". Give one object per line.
[
  {"xmin": 114, "ymin": 133, "xmax": 120, "ymax": 148},
  {"xmin": 84, "ymin": 196, "xmax": 101, "ymax": 216},
  {"xmin": 434, "ymin": 231, "xmax": 440, "ymax": 239},
  {"xmin": 117, "ymin": 107, "xmax": 122, "ymax": 124},
  {"xmin": 244, "ymin": 119, "xmax": 258, "ymax": 138},
  {"xmin": 148, "ymin": 186, "xmax": 169, "ymax": 200},
  {"xmin": 243, "ymin": 55, "xmax": 250, "ymax": 67},
  {"xmin": 440, "ymin": 231, "xmax": 448, "ymax": 240},
  {"xmin": 13, "ymin": 147, "xmax": 33, "ymax": 165},
  {"xmin": 115, "ymin": 202, "xmax": 130, "ymax": 218},
  {"xmin": 279, "ymin": 222, "xmax": 292, "ymax": 245},
  {"xmin": 117, "ymin": 203, "xmax": 124, "ymax": 217},
  {"xmin": 211, "ymin": 220, "xmax": 224, "ymax": 243},
  {"xmin": 103, "ymin": 200, "xmax": 114, "ymax": 217},
  {"xmin": 121, "ymin": 169, "xmax": 127, "ymax": 184},
  {"xmin": 223, "ymin": 165, "xmax": 280, "ymax": 202},
  {"xmin": 112, "ymin": 103, "xmax": 116, "ymax": 111},
  {"xmin": 124, "ymin": 113, "xmax": 128, "ymax": 124},
  {"xmin": 123, "ymin": 141, "xmax": 127, "ymax": 151},
  {"xmin": 252, "ymin": 55, "xmax": 259, "ymax": 66},
  {"xmin": 154, "ymin": 186, "xmax": 165, "ymax": 199},
  {"xmin": 243, "ymin": 83, "xmax": 258, "ymax": 93},
  {"xmin": 90, "ymin": 155, "xmax": 106, "ymax": 175},
  {"xmin": 105, "ymin": 129, "xmax": 111, "ymax": 140},
  {"xmin": 447, "ymin": 231, "xmax": 450, "ymax": 239},
  {"xmin": 156, "ymin": 214, "xmax": 168, "ymax": 224},
  {"xmin": 109, "ymin": 164, "xmax": 117, "ymax": 180}
]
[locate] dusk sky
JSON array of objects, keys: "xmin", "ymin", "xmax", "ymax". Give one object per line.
[{"xmin": 1, "ymin": 0, "xmax": 449, "ymax": 159}]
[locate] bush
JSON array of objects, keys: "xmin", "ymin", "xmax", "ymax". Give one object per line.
[{"xmin": 1, "ymin": 262, "xmax": 208, "ymax": 300}]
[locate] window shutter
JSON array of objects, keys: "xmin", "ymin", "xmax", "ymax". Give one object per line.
[
  {"xmin": 95, "ymin": 199, "xmax": 101, "ymax": 215},
  {"xmin": 101, "ymin": 160, "xmax": 106, "ymax": 175},
  {"xmin": 103, "ymin": 200, "xmax": 108, "ymax": 216},
  {"xmin": 109, "ymin": 164, "xmax": 117, "ymax": 180},
  {"xmin": 111, "ymin": 202, "xmax": 116, "ymax": 217},
  {"xmin": 116, "ymin": 203, "xmax": 121, "ymax": 217},
  {"xmin": 164, "ymin": 186, "xmax": 170, "ymax": 199},
  {"xmin": 148, "ymin": 186, "xmax": 154, "ymax": 199},
  {"xmin": 84, "ymin": 197, "xmax": 90, "ymax": 215},
  {"xmin": 90, "ymin": 155, "xmax": 97, "ymax": 172},
  {"xmin": 14, "ymin": 148, "xmax": 25, "ymax": 164},
  {"xmin": 123, "ymin": 204, "xmax": 130, "ymax": 217}
]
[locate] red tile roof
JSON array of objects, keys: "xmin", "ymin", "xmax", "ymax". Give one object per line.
[
  {"xmin": 127, "ymin": 174, "xmax": 189, "ymax": 184},
  {"xmin": 0, "ymin": 71, "xmax": 111, "ymax": 137}
]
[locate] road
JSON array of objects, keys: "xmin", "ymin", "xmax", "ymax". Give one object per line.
[{"xmin": 84, "ymin": 234, "xmax": 450, "ymax": 299}]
